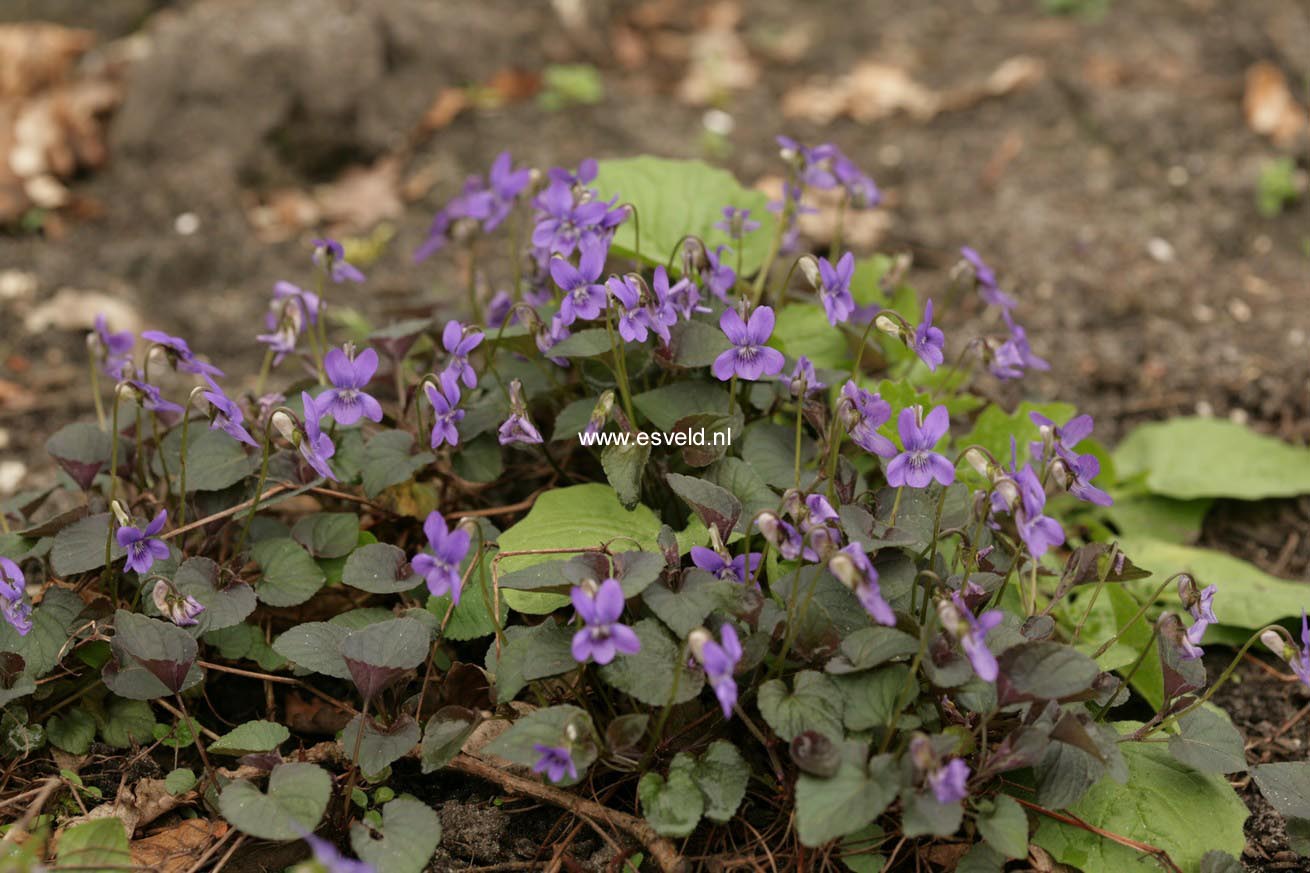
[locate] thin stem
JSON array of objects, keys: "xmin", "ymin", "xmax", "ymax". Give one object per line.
[
  {"xmin": 234, "ymin": 426, "xmax": 277, "ymax": 557},
  {"xmin": 831, "ymin": 192, "xmax": 848, "ymax": 256},
  {"xmin": 793, "ymin": 402, "xmax": 804, "ymax": 490},
  {"xmin": 751, "ymin": 198, "xmax": 793, "ymax": 305},
  {"xmin": 340, "ymin": 698, "xmax": 371, "ymax": 818},
  {"xmin": 726, "ymin": 373, "xmax": 738, "ymax": 416},
  {"xmin": 603, "ymin": 310, "xmax": 636, "ymax": 424},
  {"xmin": 1089, "ymin": 574, "xmax": 1182, "ymax": 659},
  {"xmin": 253, "ymin": 348, "xmax": 274, "ymax": 398},
  {"xmin": 88, "ymin": 356, "xmax": 106, "ymax": 430},
  {"xmin": 642, "ymin": 642, "xmax": 688, "ymax": 770},
  {"xmin": 174, "ymin": 693, "xmax": 216, "ymax": 787}
]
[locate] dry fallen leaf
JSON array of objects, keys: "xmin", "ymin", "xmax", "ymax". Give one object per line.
[
  {"xmin": 62, "ymin": 777, "xmax": 189, "ymax": 836},
  {"xmin": 0, "ymin": 24, "xmax": 96, "ymax": 99},
  {"xmin": 285, "ymin": 692, "xmax": 353, "ymax": 736},
  {"xmin": 131, "ymin": 819, "xmax": 227, "ymax": 873},
  {"xmin": 677, "ymin": 1, "xmax": 759, "ymax": 106},
  {"xmin": 314, "ymin": 157, "xmax": 404, "ymax": 236},
  {"xmin": 1244, "ymin": 61, "xmax": 1308, "ymax": 148},
  {"xmin": 754, "ymin": 175, "xmax": 891, "ymax": 250}
]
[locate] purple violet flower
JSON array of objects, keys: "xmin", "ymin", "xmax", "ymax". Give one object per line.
[
  {"xmin": 1292, "ymin": 612, "xmax": 1310, "ymax": 686},
  {"xmin": 992, "ymin": 459, "xmax": 1065, "ymax": 559},
  {"xmin": 886, "ymin": 406, "xmax": 955, "ymax": 489},
  {"xmin": 482, "ymin": 150, "xmax": 532, "ymax": 232},
  {"xmin": 127, "ymin": 380, "xmax": 184, "ymax": 416},
  {"xmin": 690, "ymin": 547, "xmax": 761, "ymax": 585},
  {"xmin": 832, "ymin": 152, "xmax": 881, "ymax": 208},
  {"xmin": 756, "ymin": 512, "xmax": 805, "ymax": 561},
  {"xmin": 536, "ymin": 315, "xmax": 571, "ymax": 368},
  {"xmin": 498, "ymin": 380, "xmax": 543, "ymax": 446},
  {"xmin": 943, "ymin": 592, "xmax": 1003, "ymax": 681},
  {"xmin": 117, "ymin": 509, "xmax": 170, "ymax": 575},
  {"xmin": 312, "ymin": 238, "xmax": 365, "ymax": 284},
  {"xmin": 788, "ymin": 356, "xmax": 824, "ymax": 398},
  {"xmin": 532, "ymin": 744, "xmax": 578, "ymax": 784},
  {"xmin": 201, "ymin": 381, "xmax": 258, "ymax": 447},
  {"xmin": 272, "ymin": 280, "xmax": 321, "ymax": 324},
  {"xmin": 319, "ymin": 345, "xmax": 383, "ymax": 426},
  {"xmin": 141, "ymin": 330, "xmax": 223, "ymax": 378},
  {"xmin": 486, "ymin": 290, "xmax": 514, "ymax": 328},
  {"xmin": 1179, "ymin": 577, "xmax": 1218, "ymax": 652},
  {"xmin": 441, "ymin": 320, "xmax": 485, "ymax": 390},
  {"xmin": 960, "ymin": 247, "xmax": 1016, "ymax": 310},
  {"xmin": 532, "ymin": 179, "xmax": 612, "ymax": 257},
  {"xmin": 412, "ymin": 511, "xmax": 471, "ymax": 603},
  {"xmin": 911, "ymin": 299, "xmax": 945, "ymax": 371},
  {"xmin": 303, "ymin": 832, "xmax": 376, "ymax": 873},
  {"xmin": 424, "ymin": 370, "xmax": 464, "ymax": 449},
  {"xmin": 928, "ymin": 758, "xmax": 971, "ymax": 805},
  {"xmin": 699, "ymin": 246, "xmax": 737, "ymax": 302},
  {"xmin": 152, "ymin": 580, "xmax": 205, "ymax": 627},
  {"xmin": 551, "ymin": 240, "xmax": 609, "ymax": 326},
  {"xmin": 659, "ymin": 264, "xmax": 704, "ymax": 320},
  {"xmin": 837, "ymin": 381, "xmax": 896, "ymax": 458},
  {"xmin": 712, "ymin": 306, "xmax": 785, "ymax": 382},
  {"xmin": 570, "ymin": 578, "xmax": 640, "ymax": 665},
  {"xmin": 297, "ymin": 391, "xmax": 338, "ymax": 481},
  {"xmin": 830, "ymin": 543, "xmax": 895, "ymax": 625},
  {"xmin": 697, "ymin": 625, "xmax": 742, "ymax": 719},
  {"xmin": 0, "ymin": 558, "xmax": 32, "ymax": 636},
  {"xmin": 989, "ymin": 312, "xmax": 1049, "ymax": 381},
  {"xmin": 714, "ymin": 206, "xmax": 761, "ymax": 238},
  {"xmin": 92, "ymin": 314, "xmax": 134, "ymax": 379},
  {"xmin": 814, "ymin": 253, "xmax": 855, "ymax": 326}
]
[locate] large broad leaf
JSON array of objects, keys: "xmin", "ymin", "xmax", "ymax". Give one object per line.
[
  {"xmin": 975, "ymin": 794, "xmax": 1029, "ymax": 860},
  {"xmin": 495, "ymin": 484, "xmax": 693, "ymax": 614},
  {"xmin": 633, "ymin": 382, "xmax": 731, "ymax": 430},
  {"xmin": 57, "ymin": 819, "xmax": 131, "ymax": 870},
  {"xmin": 292, "ymin": 512, "xmax": 360, "ymax": 558},
  {"xmin": 596, "ymin": 618, "xmax": 705, "ymax": 706},
  {"xmin": 670, "ymin": 740, "xmax": 749, "ymax": 823},
  {"xmin": 642, "ymin": 570, "xmax": 739, "ymax": 639},
  {"xmin": 351, "ymin": 796, "xmax": 441, "ymax": 873},
  {"xmin": 757, "ymin": 671, "xmax": 844, "ymax": 742},
  {"xmin": 666, "ymin": 474, "xmax": 741, "ymax": 541},
  {"xmin": 1115, "ymin": 417, "xmax": 1310, "ymax": 500},
  {"xmin": 342, "ymin": 714, "xmax": 422, "ymax": 776},
  {"xmin": 960, "ymin": 402, "xmax": 1078, "ymax": 470},
  {"xmin": 50, "ymin": 512, "xmax": 125, "ymax": 576},
  {"xmin": 158, "ymin": 427, "xmax": 259, "ymax": 492},
  {"xmin": 420, "ymin": 706, "xmax": 478, "ymax": 773},
  {"xmin": 997, "ymin": 641, "xmax": 1099, "ymax": 703},
  {"xmin": 0, "ymin": 586, "xmax": 82, "ymax": 679},
  {"xmin": 272, "ymin": 622, "xmax": 351, "ymax": 679},
  {"xmin": 45, "ymin": 422, "xmax": 115, "ymax": 490},
  {"xmin": 592, "ymin": 156, "xmax": 776, "ymax": 275},
  {"xmin": 482, "ymin": 705, "xmax": 599, "ymax": 788},
  {"xmin": 1167, "ymin": 706, "xmax": 1247, "ymax": 774},
  {"xmin": 171, "ymin": 556, "xmax": 255, "ymax": 633},
  {"xmin": 339, "ymin": 618, "xmax": 429, "ymax": 702},
  {"xmin": 208, "ymin": 720, "xmax": 290, "ymax": 757},
  {"xmin": 102, "ymin": 610, "xmax": 201, "ymax": 698},
  {"xmin": 1033, "ymin": 725, "xmax": 1248, "ymax": 873},
  {"xmin": 342, "ymin": 543, "xmax": 418, "ymax": 594},
  {"xmin": 1251, "ymin": 762, "xmax": 1310, "ymax": 820},
  {"xmin": 362, "ymin": 430, "xmax": 435, "ymax": 498},
  {"xmin": 218, "ymin": 762, "xmax": 332, "ymax": 840},
  {"xmin": 794, "ymin": 745, "xmax": 897, "ymax": 847},
  {"xmin": 601, "ymin": 441, "xmax": 650, "ymax": 510},
  {"xmin": 833, "ymin": 665, "xmax": 908, "ymax": 732},
  {"xmin": 488, "ymin": 621, "xmax": 577, "ymax": 704},
  {"xmin": 771, "ymin": 304, "xmax": 847, "ymax": 370},
  {"xmin": 826, "ymin": 626, "xmax": 919, "ymax": 675},
  {"xmin": 1102, "ymin": 496, "xmax": 1212, "ymax": 545},
  {"xmin": 639, "ymin": 769, "xmax": 704, "ymax": 837},
  {"xmin": 96, "ymin": 697, "xmax": 157, "ymax": 748},
  {"xmin": 47, "ymin": 709, "xmax": 96, "ymax": 755},
  {"xmin": 252, "ymin": 538, "xmax": 326, "ymax": 607}
]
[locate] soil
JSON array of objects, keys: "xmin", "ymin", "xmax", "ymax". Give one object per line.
[{"xmin": 2, "ymin": 0, "xmax": 1310, "ymax": 870}]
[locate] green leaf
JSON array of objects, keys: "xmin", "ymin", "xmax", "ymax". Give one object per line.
[
  {"xmin": 602, "ymin": 441, "xmax": 649, "ymax": 509},
  {"xmin": 451, "ymin": 434, "xmax": 503, "ymax": 483},
  {"xmin": 592, "ymin": 157, "xmax": 776, "ymax": 275},
  {"xmin": 209, "ymin": 720, "xmax": 291, "ymax": 756},
  {"xmin": 252, "ymin": 538, "xmax": 326, "ymax": 607},
  {"xmin": 956, "ymin": 843, "xmax": 1006, "ymax": 873},
  {"xmin": 548, "ymin": 328, "xmax": 612, "ymax": 358},
  {"xmin": 668, "ymin": 319, "xmax": 733, "ymax": 368},
  {"xmin": 426, "ymin": 547, "xmax": 504, "ymax": 642},
  {"xmin": 997, "ymin": 641, "xmax": 1099, "ymax": 701},
  {"xmin": 342, "ymin": 714, "xmax": 421, "ymax": 776},
  {"xmin": 218, "ymin": 762, "xmax": 333, "ymax": 841},
  {"xmin": 794, "ymin": 745, "xmax": 897, "ymax": 846},
  {"xmin": 362, "ymin": 430, "xmax": 435, "ymax": 498},
  {"xmin": 96, "ymin": 698, "xmax": 156, "ymax": 748},
  {"xmin": 634, "ymin": 381, "xmax": 730, "ymax": 430},
  {"xmin": 45, "ymin": 422, "xmax": 115, "ymax": 490},
  {"xmin": 960, "ymin": 402, "xmax": 1078, "ymax": 470},
  {"xmin": 1167, "ymin": 706, "xmax": 1247, "ymax": 774},
  {"xmin": 638, "ymin": 769, "xmax": 704, "ymax": 837},
  {"xmin": 50, "ymin": 512, "xmax": 124, "ymax": 576},
  {"xmin": 488, "ymin": 621, "xmax": 576, "ymax": 704},
  {"xmin": 1102, "ymin": 495, "xmax": 1212, "ymax": 545},
  {"xmin": 642, "ymin": 571, "xmax": 738, "ymax": 639},
  {"xmin": 165, "ymin": 768, "xmax": 197, "ymax": 795},
  {"xmin": 420, "ymin": 707, "xmax": 477, "ymax": 773},
  {"xmin": 159, "ymin": 427, "xmax": 259, "ymax": 492},
  {"xmin": 1119, "ymin": 537, "xmax": 1310, "ymax": 629},
  {"xmin": 900, "ymin": 787, "xmax": 963, "ymax": 838},
  {"xmin": 273, "ymin": 622, "xmax": 351, "ymax": 678},
  {"xmin": 171, "ymin": 556, "xmax": 256, "ymax": 633},
  {"xmin": 47, "ymin": 709, "xmax": 95, "ymax": 755},
  {"xmin": 495, "ymin": 484, "xmax": 672, "ymax": 614},
  {"xmin": 975, "ymin": 794, "xmax": 1029, "ymax": 859},
  {"xmin": 1199, "ymin": 851, "xmax": 1244, "ymax": 873},
  {"xmin": 836, "ymin": 824, "xmax": 886, "ymax": 872},
  {"xmin": 1251, "ymin": 762, "xmax": 1310, "ymax": 819},
  {"xmin": 1034, "ymin": 726, "xmax": 1248, "ymax": 873},
  {"xmin": 597, "ymin": 619, "xmax": 704, "ymax": 706},
  {"xmin": 483, "ymin": 705, "xmax": 599, "ymax": 787},
  {"xmin": 772, "ymin": 304, "xmax": 847, "ymax": 369},
  {"xmin": 339, "ymin": 618, "xmax": 429, "ymax": 701},
  {"xmin": 833, "ymin": 665, "xmax": 907, "ymax": 732},
  {"xmin": 57, "ymin": 819, "xmax": 130, "ymax": 870},
  {"xmin": 350, "ymin": 796, "xmax": 441, "ymax": 873},
  {"xmin": 758, "ymin": 670, "xmax": 844, "ymax": 741},
  {"xmin": 292, "ymin": 512, "xmax": 360, "ymax": 559},
  {"xmin": 672, "ymin": 740, "xmax": 748, "ymax": 823},
  {"xmin": 102, "ymin": 610, "xmax": 202, "ymax": 699},
  {"xmin": 0, "ymin": 586, "xmax": 82, "ymax": 678},
  {"xmin": 1115, "ymin": 417, "xmax": 1310, "ymax": 500},
  {"xmin": 826, "ymin": 626, "xmax": 919, "ymax": 674},
  {"xmin": 666, "ymin": 473, "xmax": 741, "ymax": 540},
  {"xmin": 742, "ymin": 420, "xmax": 817, "ymax": 490},
  {"xmin": 342, "ymin": 542, "xmax": 418, "ymax": 594},
  {"xmin": 703, "ymin": 457, "xmax": 779, "ymax": 531}
]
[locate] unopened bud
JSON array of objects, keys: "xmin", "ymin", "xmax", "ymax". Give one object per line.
[
  {"xmin": 564, "ymin": 720, "xmax": 581, "ymax": 743},
  {"xmin": 1049, "ymin": 458, "xmax": 1070, "ymax": 488},
  {"xmin": 809, "ymin": 526, "xmax": 839, "ymax": 562},
  {"xmin": 828, "ymin": 552, "xmax": 859, "ymax": 589},
  {"xmin": 456, "ymin": 517, "xmax": 481, "ymax": 540},
  {"xmin": 1176, "ymin": 574, "xmax": 1196, "ymax": 607},
  {"xmin": 936, "ymin": 598, "xmax": 965, "ymax": 637},
  {"xmin": 110, "ymin": 499, "xmax": 131, "ymax": 527},
  {"xmin": 908, "ymin": 734, "xmax": 936, "ymax": 771},
  {"xmin": 270, "ymin": 410, "xmax": 298, "ymax": 444},
  {"xmin": 993, "ymin": 478, "xmax": 1020, "ymax": 510},
  {"xmin": 1261, "ymin": 629, "xmax": 1289, "ymax": 661},
  {"xmin": 797, "ymin": 255, "xmax": 821, "ymax": 289},
  {"xmin": 963, "ymin": 447, "xmax": 991, "ymax": 478},
  {"xmin": 756, "ymin": 512, "xmax": 782, "ymax": 546},
  {"xmin": 687, "ymin": 627, "xmax": 712, "ymax": 664},
  {"xmin": 874, "ymin": 315, "xmax": 900, "ymax": 337},
  {"xmin": 578, "ymin": 577, "xmax": 599, "ymax": 597}
]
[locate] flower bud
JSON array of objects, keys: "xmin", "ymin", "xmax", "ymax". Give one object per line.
[
  {"xmin": 797, "ymin": 255, "xmax": 821, "ymax": 289},
  {"xmin": 687, "ymin": 627, "xmax": 712, "ymax": 664},
  {"xmin": 456, "ymin": 517, "xmax": 481, "ymax": 540},
  {"xmin": 780, "ymin": 489, "xmax": 803, "ymax": 519},
  {"xmin": 963, "ymin": 447, "xmax": 992, "ymax": 478},
  {"xmin": 1176, "ymin": 574, "xmax": 1197, "ymax": 608},
  {"xmin": 908, "ymin": 734, "xmax": 936, "ymax": 771},
  {"xmin": 874, "ymin": 315, "xmax": 900, "ymax": 337},
  {"xmin": 110, "ymin": 499, "xmax": 131, "ymax": 528},
  {"xmin": 578, "ymin": 577, "xmax": 599, "ymax": 597},
  {"xmin": 936, "ymin": 597, "xmax": 966, "ymax": 637},
  {"xmin": 828, "ymin": 552, "xmax": 859, "ymax": 590},
  {"xmin": 1261, "ymin": 629, "xmax": 1290, "ymax": 661},
  {"xmin": 808, "ymin": 526, "xmax": 839, "ymax": 562},
  {"xmin": 993, "ymin": 478, "xmax": 1020, "ymax": 510},
  {"xmin": 270, "ymin": 410, "xmax": 298, "ymax": 444}
]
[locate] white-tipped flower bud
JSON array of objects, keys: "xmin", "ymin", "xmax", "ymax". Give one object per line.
[
  {"xmin": 993, "ymin": 478, "xmax": 1021, "ymax": 510},
  {"xmin": 270, "ymin": 410, "xmax": 298, "ymax": 444},
  {"xmin": 798, "ymin": 255, "xmax": 821, "ymax": 289},
  {"xmin": 936, "ymin": 597, "xmax": 965, "ymax": 637},
  {"xmin": 1049, "ymin": 458, "xmax": 1070, "ymax": 489},
  {"xmin": 756, "ymin": 512, "xmax": 782, "ymax": 547},
  {"xmin": 110, "ymin": 499, "xmax": 131, "ymax": 527},
  {"xmin": 828, "ymin": 552, "xmax": 859, "ymax": 591},
  {"xmin": 1261, "ymin": 629, "xmax": 1290, "ymax": 661},
  {"xmin": 963, "ymin": 447, "xmax": 991, "ymax": 478},
  {"xmin": 687, "ymin": 627, "xmax": 712, "ymax": 664},
  {"xmin": 874, "ymin": 315, "xmax": 900, "ymax": 337}
]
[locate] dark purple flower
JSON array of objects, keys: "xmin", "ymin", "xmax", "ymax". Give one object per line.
[
  {"xmin": 690, "ymin": 547, "xmax": 761, "ymax": 585},
  {"xmin": 911, "ymin": 299, "xmax": 945, "ymax": 371},
  {"xmin": 1295, "ymin": 612, "xmax": 1310, "ymax": 686},
  {"xmin": 312, "ymin": 238, "xmax": 365, "ymax": 284},
  {"xmin": 117, "ymin": 509, "xmax": 170, "ymax": 575},
  {"xmin": 570, "ymin": 577, "xmax": 640, "ymax": 665},
  {"xmin": 201, "ymin": 381, "xmax": 258, "ymax": 447},
  {"xmin": 714, "ymin": 206, "xmax": 761, "ymax": 238},
  {"xmin": 756, "ymin": 512, "xmax": 805, "ymax": 561},
  {"xmin": 297, "ymin": 391, "xmax": 337, "ymax": 481},
  {"xmin": 838, "ymin": 381, "xmax": 896, "ymax": 458},
  {"xmin": 712, "ymin": 306, "xmax": 785, "ymax": 381},
  {"xmin": 303, "ymin": 832, "xmax": 376, "ymax": 873},
  {"xmin": 319, "ymin": 345, "xmax": 383, "ymax": 426},
  {"xmin": 497, "ymin": 379, "xmax": 543, "ymax": 446},
  {"xmin": 886, "ymin": 406, "xmax": 954, "ymax": 489},
  {"xmin": 942, "ymin": 592, "xmax": 1003, "ymax": 681},
  {"xmin": 696, "ymin": 625, "xmax": 742, "ymax": 718},
  {"xmin": 152, "ymin": 579, "xmax": 204, "ymax": 627},
  {"xmin": 486, "ymin": 290, "xmax": 514, "ymax": 328},
  {"xmin": 142, "ymin": 330, "xmax": 223, "ymax": 378},
  {"xmin": 1063, "ymin": 452, "xmax": 1113, "ymax": 507},
  {"xmin": 928, "ymin": 758, "xmax": 971, "ymax": 805},
  {"xmin": 482, "ymin": 150, "xmax": 532, "ymax": 232},
  {"xmin": 960, "ymin": 247, "xmax": 1016, "ymax": 310},
  {"xmin": 551, "ymin": 240, "xmax": 609, "ymax": 326},
  {"xmin": 0, "ymin": 558, "xmax": 32, "ymax": 636},
  {"xmin": 424, "ymin": 370, "xmax": 464, "ymax": 449},
  {"xmin": 92, "ymin": 314, "xmax": 134, "ymax": 379},
  {"xmin": 127, "ymin": 380, "xmax": 184, "ymax": 416},
  {"xmin": 532, "ymin": 179, "xmax": 613, "ymax": 257},
  {"xmin": 830, "ymin": 543, "xmax": 895, "ymax": 625},
  {"xmin": 532, "ymin": 744, "xmax": 578, "ymax": 784},
  {"xmin": 788, "ymin": 356, "xmax": 824, "ymax": 398},
  {"xmin": 412, "ymin": 511, "xmax": 471, "ymax": 603},
  {"xmin": 814, "ymin": 253, "xmax": 855, "ymax": 326},
  {"xmin": 441, "ymin": 320, "xmax": 485, "ymax": 390}
]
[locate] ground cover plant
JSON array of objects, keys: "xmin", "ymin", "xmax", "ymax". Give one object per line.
[{"xmin": 1, "ymin": 138, "xmax": 1309, "ymax": 873}]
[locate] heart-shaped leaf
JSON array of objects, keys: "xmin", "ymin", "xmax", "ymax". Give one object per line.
[
  {"xmin": 342, "ymin": 714, "xmax": 421, "ymax": 776},
  {"xmin": 292, "ymin": 512, "xmax": 361, "ymax": 559},
  {"xmin": 339, "ymin": 618, "xmax": 429, "ymax": 701},
  {"xmin": 272, "ymin": 622, "xmax": 351, "ymax": 679},
  {"xmin": 45, "ymin": 422, "xmax": 115, "ymax": 490},
  {"xmin": 170, "ymin": 556, "xmax": 255, "ymax": 633},
  {"xmin": 420, "ymin": 706, "xmax": 478, "ymax": 773},
  {"xmin": 350, "ymin": 796, "xmax": 442, "ymax": 873},
  {"xmin": 103, "ymin": 610, "xmax": 202, "ymax": 698},
  {"xmin": 209, "ymin": 720, "xmax": 291, "ymax": 757},
  {"xmin": 218, "ymin": 762, "xmax": 332, "ymax": 840},
  {"xmin": 252, "ymin": 538, "xmax": 326, "ymax": 607},
  {"xmin": 483, "ymin": 705, "xmax": 599, "ymax": 787},
  {"xmin": 342, "ymin": 543, "xmax": 419, "ymax": 594}
]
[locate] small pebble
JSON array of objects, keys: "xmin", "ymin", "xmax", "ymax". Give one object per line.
[
  {"xmin": 878, "ymin": 144, "xmax": 903, "ymax": 167},
  {"xmin": 1193, "ymin": 303, "xmax": 1215, "ymax": 323},
  {"xmin": 1167, "ymin": 165, "xmax": 1189, "ymax": 187},
  {"xmin": 174, "ymin": 212, "xmax": 201, "ymax": 236},
  {"xmin": 1147, "ymin": 237, "xmax": 1175, "ymax": 263},
  {"xmin": 1228, "ymin": 298, "xmax": 1252, "ymax": 323},
  {"xmin": 1229, "ymin": 408, "xmax": 1249, "ymax": 426},
  {"xmin": 1195, "ymin": 400, "xmax": 1215, "ymax": 417},
  {"xmin": 0, "ymin": 460, "xmax": 26, "ymax": 495},
  {"xmin": 701, "ymin": 109, "xmax": 733, "ymax": 136}
]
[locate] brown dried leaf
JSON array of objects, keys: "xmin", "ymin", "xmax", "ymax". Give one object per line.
[
  {"xmin": 420, "ymin": 87, "xmax": 469, "ymax": 133},
  {"xmin": 1244, "ymin": 62, "xmax": 1308, "ymax": 148},
  {"xmin": 0, "ymin": 25, "xmax": 95, "ymax": 99},
  {"xmin": 314, "ymin": 157, "xmax": 404, "ymax": 235},
  {"xmin": 131, "ymin": 819, "xmax": 228, "ymax": 873},
  {"xmin": 285, "ymin": 692, "xmax": 353, "ymax": 736},
  {"xmin": 63, "ymin": 777, "xmax": 188, "ymax": 836},
  {"xmin": 754, "ymin": 175, "xmax": 890, "ymax": 250},
  {"xmin": 676, "ymin": 1, "xmax": 759, "ymax": 106}
]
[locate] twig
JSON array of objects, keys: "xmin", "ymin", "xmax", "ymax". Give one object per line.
[
  {"xmin": 0, "ymin": 777, "xmax": 60, "ymax": 847},
  {"xmin": 182, "ymin": 826, "xmax": 237, "ymax": 873},
  {"xmin": 155, "ymin": 698, "xmax": 222, "ymax": 741},
  {"xmin": 457, "ymin": 488, "xmax": 547, "ymax": 519},
  {"xmin": 1014, "ymin": 797, "xmax": 1184, "ymax": 873},
  {"xmin": 448, "ymin": 754, "xmax": 686, "ymax": 873},
  {"xmin": 164, "ymin": 483, "xmax": 292, "ymax": 540}
]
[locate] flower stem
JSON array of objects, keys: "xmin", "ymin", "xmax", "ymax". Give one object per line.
[
  {"xmin": 1088, "ymin": 573, "xmax": 1182, "ymax": 658},
  {"xmin": 234, "ymin": 428, "xmax": 276, "ymax": 557},
  {"xmin": 175, "ymin": 692, "xmax": 216, "ymax": 788},
  {"xmin": 726, "ymin": 373, "xmax": 738, "ymax": 416},
  {"xmin": 751, "ymin": 199, "xmax": 793, "ymax": 306},
  {"xmin": 793, "ymin": 402, "xmax": 804, "ymax": 490},
  {"xmin": 88, "ymin": 356, "xmax": 106, "ymax": 430}
]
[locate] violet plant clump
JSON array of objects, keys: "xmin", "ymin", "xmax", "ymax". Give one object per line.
[{"xmin": 2, "ymin": 137, "xmax": 1305, "ymax": 873}]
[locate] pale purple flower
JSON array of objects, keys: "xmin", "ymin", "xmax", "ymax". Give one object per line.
[
  {"xmin": 1179, "ymin": 578, "xmax": 1218, "ymax": 651},
  {"xmin": 992, "ymin": 461, "xmax": 1064, "ymax": 559},
  {"xmin": 303, "ymin": 832, "xmax": 376, "ymax": 873},
  {"xmin": 989, "ymin": 312, "xmax": 1049, "ymax": 381},
  {"xmin": 756, "ymin": 512, "xmax": 804, "ymax": 561},
  {"xmin": 946, "ymin": 591, "xmax": 1003, "ymax": 681},
  {"xmin": 960, "ymin": 247, "xmax": 1016, "ymax": 310},
  {"xmin": 886, "ymin": 406, "xmax": 955, "ymax": 489},
  {"xmin": 312, "ymin": 238, "xmax": 365, "ymax": 284},
  {"xmin": 117, "ymin": 509, "xmax": 170, "ymax": 575},
  {"xmin": 92, "ymin": 314, "xmax": 133, "ymax": 379},
  {"xmin": 929, "ymin": 759, "xmax": 971, "ymax": 805},
  {"xmin": 832, "ymin": 153, "xmax": 880, "ymax": 208},
  {"xmin": 486, "ymin": 290, "xmax": 514, "ymax": 328},
  {"xmin": 700, "ymin": 625, "xmax": 742, "ymax": 718},
  {"xmin": 552, "ymin": 240, "xmax": 609, "ymax": 326},
  {"xmin": 482, "ymin": 150, "xmax": 532, "ymax": 231},
  {"xmin": 690, "ymin": 547, "xmax": 761, "ymax": 585},
  {"xmin": 659, "ymin": 264, "xmax": 704, "ymax": 320},
  {"xmin": 413, "ymin": 179, "xmax": 488, "ymax": 262},
  {"xmin": 1064, "ymin": 453, "xmax": 1113, "ymax": 507},
  {"xmin": 412, "ymin": 511, "xmax": 471, "ymax": 604},
  {"xmin": 319, "ymin": 346, "xmax": 383, "ymax": 426},
  {"xmin": 441, "ymin": 321, "xmax": 485, "ymax": 390},
  {"xmin": 152, "ymin": 580, "xmax": 204, "ymax": 627},
  {"xmin": 257, "ymin": 319, "xmax": 301, "ymax": 366},
  {"xmin": 1294, "ymin": 612, "xmax": 1310, "ymax": 686},
  {"xmin": 297, "ymin": 391, "xmax": 337, "ymax": 481},
  {"xmin": 548, "ymin": 158, "xmax": 599, "ymax": 187},
  {"xmin": 1029, "ymin": 412, "xmax": 1095, "ymax": 463},
  {"xmin": 498, "ymin": 380, "xmax": 543, "ymax": 446},
  {"xmin": 424, "ymin": 371, "xmax": 464, "ymax": 449},
  {"xmin": 532, "ymin": 179, "xmax": 613, "ymax": 256},
  {"xmin": 536, "ymin": 315, "xmax": 571, "ymax": 368},
  {"xmin": 607, "ymin": 275, "xmax": 650, "ymax": 343},
  {"xmin": 911, "ymin": 299, "xmax": 945, "ymax": 371},
  {"xmin": 532, "ymin": 744, "xmax": 578, "ymax": 784},
  {"xmin": 127, "ymin": 380, "xmax": 184, "ymax": 416},
  {"xmin": 201, "ymin": 381, "xmax": 257, "ymax": 447},
  {"xmin": 788, "ymin": 356, "xmax": 824, "ymax": 398},
  {"xmin": 714, "ymin": 206, "xmax": 761, "ymax": 238},
  {"xmin": 830, "ymin": 543, "xmax": 895, "ymax": 626},
  {"xmin": 272, "ymin": 281, "xmax": 321, "ymax": 324},
  {"xmin": 700, "ymin": 246, "xmax": 736, "ymax": 301},
  {"xmin": 141, "ymin": 330, "xmax": 223, "ymax": 378},
  {"xmin": 0, "ymin": 558, "xmax": 32, "ymax": 636},
  {"xmin": 712, "ymin": 306, "xmax": 785, "ymax": 381},
  {"xmin": 813, "ymin": 253, "xmax": 855, "ymax": 326},
  {"xmin": 570, "ymin": 578, "xmax": 640, "ymax": 665},
  {"xmin": 838, "ymin": 381, "xmax": 896, "ymax": 458}
]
